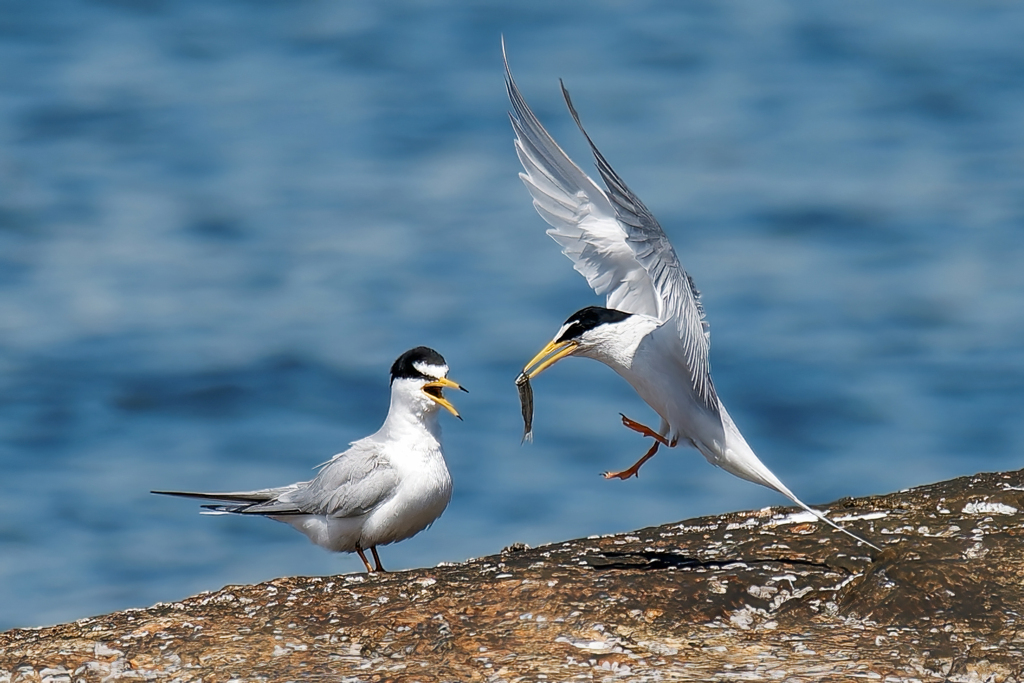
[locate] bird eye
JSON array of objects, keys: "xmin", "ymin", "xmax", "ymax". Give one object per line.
[{"xmin": 556, "ymin": 324, "xmax": 580, "ymax": 343}]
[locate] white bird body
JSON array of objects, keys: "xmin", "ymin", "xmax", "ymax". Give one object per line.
[
  {"xmin": 577, "ymin": 315, "xmax": 720, "ymax": 448},
  {"xmin": 153, "ymin": 347, "xmax": 465, "ymax": 572},
  {"xmin": 577, "ymin": 314, "xmax": 800, "ymax": 499},
  {"xmin": 271, "ymin": 382, "xmax": 453, "ymax": 553},
  {"xmin": 506, "ymin": 44, "xmax": 879, "ymax": 551}
]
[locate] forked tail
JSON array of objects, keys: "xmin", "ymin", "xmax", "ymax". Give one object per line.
[
  {"xmin": 712, "ymin": 413, "xmax": 882, "ymax": 553},
  {"xmin": 776, "ymin": 488, "xmax": 881, "ymax": 552},
  {"xmin": 150, "ymin": 488, "xmax": 301, "ymax": 516},
  {"xmin": 722, "ymin": 455, "xmax": 881, "ymax": 551}
]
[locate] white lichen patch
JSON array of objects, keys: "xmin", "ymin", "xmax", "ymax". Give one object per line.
[
  {"xmin": 963, "ymin": 542, "xmax": 989, "ymax": 560},
  {"xmin": 729, "ymin": 605, "xmax": 768, "ymax": 630},
  {"xmin": 821, "ymin": 574, "xmax": 861, "ymax": 593},
  {"xmin": 832, "ymin": 511, "xmax": 888, "ymax": 522},
  {"xmin": 768, "ymin": 586, "xmax": 814, "ymax": 611},
  {"xmin": 726, "ymin": 517, "xmax": 759, "ymax": 530},
  {"xmin": 748, "ymin": 585, "xmax": 780, "ymax": 600},
  {"xmin": 764, "ymin": 511, "xmax": 818, "ymax": 527},
  {"xmin": 554, "ymin": 636, "xmax": 617, "ymax": 652},
  {"xmin": 962, "ymin": 501, "xmax": 1018, "ymax": 516},
  {"xmin": 94, "ymin": 643, "xmax": 123, "ymax": 658},
  {"xmin": 673, "ymin": 523, "xmax": 719, "ymax": 533},
  {"xmin": 637, "ymin": 640, "xmax": 679, "ymax": 656},
  {"xmin": 721, "ymin": 562, "xmax": 749, "ymax": 571}
]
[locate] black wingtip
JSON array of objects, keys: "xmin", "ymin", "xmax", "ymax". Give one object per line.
[
  {"xmin": 559, "ymin": 79, "xmax": 575, "ymax": 118},
  {"xmin": 559, "ymin": 79, "xmax": 593, "ymax": 148}
]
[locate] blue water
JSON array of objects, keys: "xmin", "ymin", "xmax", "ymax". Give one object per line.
[{"xmin": 1, "ymin": 0, "xmax": 1022, "ymax": 630}]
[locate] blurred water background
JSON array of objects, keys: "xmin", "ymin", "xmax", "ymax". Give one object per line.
[{"xmin": 1, "ymin": 0, "xmax": 1022, "ymax": 630}]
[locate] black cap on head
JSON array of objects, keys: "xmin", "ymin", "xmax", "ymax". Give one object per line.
[
  {"xmin": 555, "ymin": 306, "xmax": 632, "ymax": 343},
  {"xmin": 390, "ymin": 346, "xmax": 448, "ymax": 385}
]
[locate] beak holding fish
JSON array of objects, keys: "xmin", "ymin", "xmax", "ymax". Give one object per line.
[
  {"xmin": 516, "ymin": 339, "xmax": 579, "ymax": 443},
  {"xmin": 514, "ymin": 373, "xmax": 533, "ymax": 442}
]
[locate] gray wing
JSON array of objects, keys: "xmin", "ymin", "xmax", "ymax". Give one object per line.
[
  {"xmin": 153, "ymin": 441, "xmax": 399, "ymax": 518},
  {"xmin": 505, "ymin": 46, "xmax": 661, "ymax": 316},
  {"xmin": 280, "ymin": 440, "xmax": 399, "ymax": 519},
  {"xmin": 505, "ymin": 44, "xmax": 718, "ymax": 411}
]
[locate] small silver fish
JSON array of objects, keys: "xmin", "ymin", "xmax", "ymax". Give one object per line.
[{"xmin": 515, "ymin": 372, "xmax": 534, "ymax": 443}]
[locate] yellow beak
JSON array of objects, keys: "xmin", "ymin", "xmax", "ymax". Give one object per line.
[
  {"xmin": 423, "ymin": 377, "xmax": 468, "ymax": 420},
  {"xmin": 523, "ymin": 339, "xmax": 579, "ymax": 379}
]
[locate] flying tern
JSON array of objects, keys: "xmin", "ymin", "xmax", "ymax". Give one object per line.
[
  {"xmin": 153, "ymin": 346, "xmax": 467, "ymax": 572},
  {"xmin": 505, "ymin": 47, "xmax": 880, "ymax": 552}
]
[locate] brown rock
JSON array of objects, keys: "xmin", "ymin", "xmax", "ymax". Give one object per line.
[{"xmin": 3, "ymin": 469, "xmax": 1024, "ymax": 681}]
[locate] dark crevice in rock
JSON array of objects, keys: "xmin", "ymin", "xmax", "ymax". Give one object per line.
[{"xmin": 587, "ymin": 549, "xmax": 853, "ymax": 575}]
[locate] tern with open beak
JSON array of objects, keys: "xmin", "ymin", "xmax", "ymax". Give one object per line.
[
  {"xmin": 153, "ymin": 346, "xmax": 468, "ymax": 572},
  {"xmin": 506, "ymin": 44, "xmax": 879, "ymax": 552}
]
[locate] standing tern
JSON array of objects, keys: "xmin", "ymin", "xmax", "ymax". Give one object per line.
[
  {"xmin": 505, "ymin": 48, "xmax": 880, "ymax": 552},
  {"xmin": 153, "ymin": 346, "xmax": 467, "ymax": 572}
]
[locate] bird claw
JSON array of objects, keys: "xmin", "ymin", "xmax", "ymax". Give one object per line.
[
  {"xmin": 603, "ymin": 439, "xmax": 661, "ymax": 481},
  {"xmin": 602, "ymin": 468, "xmax": 639, "ymax": 480}
]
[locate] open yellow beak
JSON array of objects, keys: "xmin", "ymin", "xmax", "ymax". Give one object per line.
[
  {"xmin": 423, "ymin": 377, "xmax": 468, "ymax": 420},
  {"xmin": 523, "ymin": 339, "xmax": 578, "ymax": 379}
]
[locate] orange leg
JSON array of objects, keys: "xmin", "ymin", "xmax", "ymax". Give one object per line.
[
  {"xmin": 371, "ymin": 547, "xmax": 387, "ymax": 573},
  {"xmin": 620, "ymin": 414, "xmax": 670, "ymax": 446},
  {"xmin": 356, "ymin": 548, "xmax": 373, "ymax": 573},
  {"xmin": 603, "ymin": 439, "xmax": 660, "ymax": 480}
]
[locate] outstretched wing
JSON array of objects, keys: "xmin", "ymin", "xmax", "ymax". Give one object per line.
[
  {"xmin": 504, "ymin": 47, "xmax": 660, "ymax": 317},
  {"xmin": 504, "ymin": 44, "xmax": 718, "ymax": 411}
]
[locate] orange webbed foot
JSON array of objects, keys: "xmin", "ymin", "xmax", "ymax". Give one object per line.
[{"xmin": 602, "ymin": 440, "xmax": 660, "ymax": 480}]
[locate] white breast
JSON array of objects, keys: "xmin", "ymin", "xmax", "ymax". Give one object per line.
[
  {"xmin": 358, "ymin": 433, "xmax": 453, "ymax": 548},
  {"xmin": 607, "ymin": 321, "xmax": 726, "ymax": 452}
]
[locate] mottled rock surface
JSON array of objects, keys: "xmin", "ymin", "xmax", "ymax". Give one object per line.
[{"xmin": 3, "ymin": 469, "xmax": 1024, "ymax": 682}]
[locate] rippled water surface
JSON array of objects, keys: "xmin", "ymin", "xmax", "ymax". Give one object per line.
[{"xmin": 2, "ymin": 1, "xmax": 1023, "ymax": 629}]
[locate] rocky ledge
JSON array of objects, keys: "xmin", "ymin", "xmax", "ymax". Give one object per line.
[{"xmin": 3, "ymin": 469, "xmax": 1024, "ymax": 682}]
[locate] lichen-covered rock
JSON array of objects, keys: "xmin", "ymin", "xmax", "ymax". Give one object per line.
[{"xmin": 3, "ymin": 469, "xmax": 1024, "ymax": 682}]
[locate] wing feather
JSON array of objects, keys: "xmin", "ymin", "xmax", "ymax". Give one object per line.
[
  {"xmin": 504, "ymin": 49, "xmax": 662, "ymax": 317},
  {"xmin": 284, "ymin": 441, "xmax": 399, "ymax": 518},
  {"xmin": 153, "ymin": 441, "xmax": 399, "ymax": 519},
  {"xmin": 505, "ymin": 44, "xmax": 718, "ymax": 411}
]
